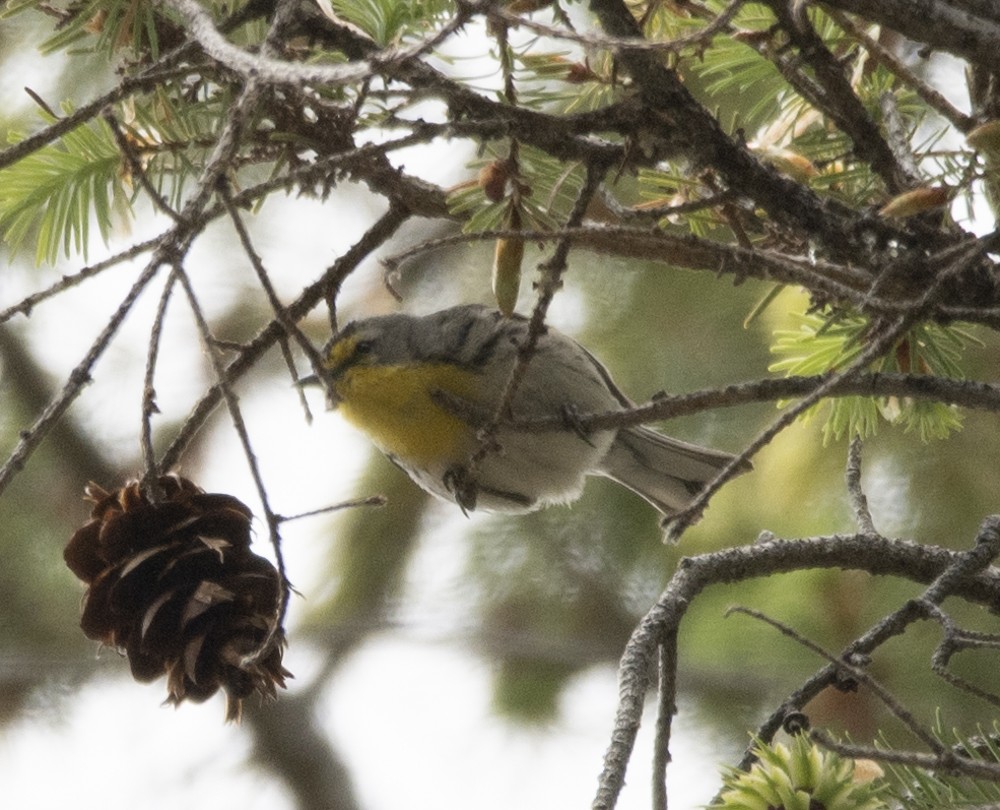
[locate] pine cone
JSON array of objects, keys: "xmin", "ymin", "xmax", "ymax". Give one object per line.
[{"xmin": 65, "ymin": 475, "xmax": 290, "ymax": 721}]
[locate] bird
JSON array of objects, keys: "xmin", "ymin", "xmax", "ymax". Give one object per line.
[{"xmin": 308, "ymin": 304, "xmax": 749, "ymax": 516}]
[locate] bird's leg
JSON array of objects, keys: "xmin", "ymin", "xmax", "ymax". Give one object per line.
[
  {"xmin": 560, "ymin": 404, "xmax": 595, "ymax": 447},
  {"xmin": 443, "ymin": 465, "xmax": 478, "ymax": 515}
]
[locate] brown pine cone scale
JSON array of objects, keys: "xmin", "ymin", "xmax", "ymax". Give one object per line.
[{"xmin": 65, "ymin": 475, "xmax": 290, "ymax": 721}]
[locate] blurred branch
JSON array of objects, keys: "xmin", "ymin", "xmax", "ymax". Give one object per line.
[
  {"xmin": 0, "ymin": 259, "xmax": 164, "ymax": 498},
  {"xmin": 246, "ymin": 691, "xmax": 362, "ymax": 810},
  {"xmin": 0, "ymin": 326, "xmax": 118, "ymax": 486},
  {"xmin": 586, "ymin": 0, "xmax": 902, "ymax": 260},
  {"xmin": 830, "ymin": 9, "xmax": 976, "ymax": 133},
  {"xmin": 243, "ymin": 690, "xmax": 361, "ymax": 810}
]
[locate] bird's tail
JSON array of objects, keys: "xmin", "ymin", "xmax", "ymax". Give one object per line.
[{"xmin": 598, "ymin": 427, "xmax": 750, "ymax": 515}]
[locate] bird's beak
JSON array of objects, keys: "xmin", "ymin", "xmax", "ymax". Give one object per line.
[{"xmin": 296, "ymin": 372, "xmax": 340, "ymax": 407}]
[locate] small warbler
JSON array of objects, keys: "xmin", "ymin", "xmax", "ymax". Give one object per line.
[{"xmin": 311, "ymin": 304, "xmax": 748, "ymax": 515}]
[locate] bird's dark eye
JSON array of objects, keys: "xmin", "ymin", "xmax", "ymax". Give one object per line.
[{"xmin": 325, "ymin": 333, "xmax": 373, "ymax": 372}]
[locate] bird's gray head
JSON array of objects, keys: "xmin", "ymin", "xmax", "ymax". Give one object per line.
[{"xmin": 322, "ymin": 313, "xmax": 424, "ymax": 376}]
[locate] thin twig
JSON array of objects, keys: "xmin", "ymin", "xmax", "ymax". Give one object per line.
[
  {"xmin": 278, "ymin": 336, "xmax": 314, "ymax": 425},
  {"xmin": 845, "ymin": 436, "xmax": 878, "ymax": 534},
  {"xmin": 661, "ymin": 325, "xmax": 900, "ymax": 541},
  {"xmin": 727, "ymin": 606, "xmax": 945, "ymax": 754},
  {"xmin": 766, "ymin": 0, "xmax": 917, "ymax": 194},
  {"xmin": 829, "ymin": 8, "xmax": 976, "ymax": 133},
  {"xmin": 157, "ymin": 0, "xmax": 305, "ymax": 664},
  {"xmin": 452, "ymin": 161, "xmax": 610, "ymax": 498},
  {"xmin": 219, "ymin": 182, "xmax": 327, "ymax": 377},
  {"xmin": 924, "ymin": 602, "xmax": 1000, "ymax": 709},
  {"xmin": 174, "ymin": 260, "xmax": 290, "ymax": 666},
  {"xmin": 140, "ymin": 268, "xmax": 180, "ymax": 494},
  {"xmin": 0, "ymin": 236, "xmax": 162, "ymax": 325},
  {"xmin": 490, "ymin": 0, "xmax": 747, "ymax": 56},
  {"xmin": 0, "ymin": 258, "xmax": 165, "ymax": 498},
  {"xmin": 812, "ymin": 729, "xmax": 1000, "ymax": 781},
  {"xmin": 509, "ymin": 372, "xmax": 1000, "ymax": 434},
  {"xmin": 159, "ymin": 203, "xmax": 411, "ymax": 471},
  {"xmin": 276, "ymin": 495, "xmax": 388, "ymax": 524},
  {"xmin": 103, "ymin": 109, "xmax": 185, "ymax": 223},
  {"xmin": 736, "ymin": 514, "xmax": 1000, "ymax": 775},
  {"xmin": 380, "ymin": 224, "xmax": 894, "ymax": 314}
]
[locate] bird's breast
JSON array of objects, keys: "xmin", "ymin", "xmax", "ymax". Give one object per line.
[{"xmin": 334, "ymin": 362, "xmax": 480, "ymax": 464}]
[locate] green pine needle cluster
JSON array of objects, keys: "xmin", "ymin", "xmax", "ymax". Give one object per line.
[
  {"xmin": 0, "ymin": 109, "xmax": 128, "ymax": 265},
  {"xmin": 514, "ymin": 49, "xmax": 625, "ymax": 113},
  {"xmin": 769, "ymin": 311, "xmax": 975, "ymax": 442},
  {"xmin": 322, "ymin": 0, "xmax": 454, "ymax": 46},
  {"xmin": 0, "ymin": 83, "xmax": 232, "ymax": 264},
  {"xmin": 718, "ymin": 735, "xmax": 889, "ymax": 810},
  {"xmin": 4, "ymin": 0, "xmax": 168, "ymax": 57}
]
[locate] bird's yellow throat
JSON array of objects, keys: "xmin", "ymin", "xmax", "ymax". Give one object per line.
[{"xmin": 333, "ymin": 361, "xmax": 480, "ymax": 465}]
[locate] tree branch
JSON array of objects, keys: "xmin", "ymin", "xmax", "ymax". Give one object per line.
[
  {"xmin": 585, "ymin": 0, "xmax": 903, "ymax": 259},
  {"xmin": 821, "ymin": 0, "xmax": 1000, "ymax": 72},
  {"xmin": 509, "ymin": 372, "xmax": 1000, "ymax": 434},
  {"xmin": 766, "ymin": 0, "xmax": 918, "ymax": 194},
  {"xmin": 593, "ymin": 520, "xmax": 1000, "ymax": 810}
]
